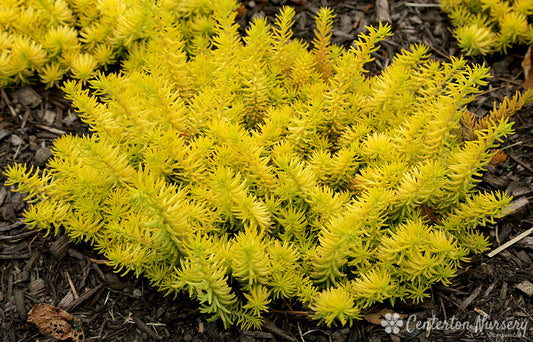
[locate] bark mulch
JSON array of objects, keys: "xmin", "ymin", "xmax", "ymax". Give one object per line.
[{"xmin": 1, "ymin": 1, "xmax": 533, "ymax": 341}]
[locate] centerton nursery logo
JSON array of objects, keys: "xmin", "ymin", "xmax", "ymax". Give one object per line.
[
  {"xmin": 380, "ymin": 313, "xmax": 529, "ymax": 337},
  {"xmin": 381, "ymin": 313, "xmax": 404, "ymax": 334}
]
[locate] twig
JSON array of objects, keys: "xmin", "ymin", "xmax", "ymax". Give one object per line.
[
  {"xmin": 29, "ymin": 231, "xmax": 40, "ymax": 246},
  {"xmin": 241, "ymin": 331, "xmax": 274, "ymax": 339},
  {"xmin": 145, "ymin": 322, "xmax": 166, "ymax": 327},
  {"xmin": 507, "ymin": 153, "xmax": 533, "ymax": 174},
  {"xmin": 478, "ymin": 76, "xmax": 524, "ymax": 96},
  {"xmin": 133, "ymin": 316, "xmax": 162, "ymax": 340},
  {"xmin": 0, "ymin": 221, "xmax": 25, "ymax": 232},
  {"xmin": 96, "ymin": 317, "xmax": 108, "ymax": 340},
  {"xmin": 474, "ymin": 307, "xmax": 490, "ymax": 319},
  {"xmin": 0, "ymin": 230, "xmax": 37, "ymax": 241},
  {"xmin": 268, "ymin": 310, "xmax": 312, "ymax": 315},
  {"xmin": 21, "ymin": 108, "xmax": 30, "ymax": 129},
  {"xmin": 488, "ymin": 227, "xmax": 533, "ymax": 258},
  {"xmin": 89, "ymin": 257, "xmax": 109, "ymax": 265},
  {"xmin": 263, "ymin": 320, "xmax": 297, "ymax": 342},
  {"xmin": 439, "ymin": 296, "xmax": 447, "ymax": 322},
  {"xmin": 298, "ymin": 323, "xmax": 305, "ymax": 342},
  {"xmin": 501, "ymin": 141, "xmax": 523, "ymax": 150},
  {"xmin": 427, "ymin": 44, "xmax": 452, "ymax": 60},
  {"xmin": 0, "ymin": 253, "xmax": 32, "ymax": 259},
  {"xmin": 63, "ymin": 284, "xmax": 103, "ymax": 311},
  {"xmin": 511, "ymin": 294, "xmax": 533, "ymax": 321},
  {"xmin": 405, "ymin": 3, "xmax": 441, "ymax": 7},
  {"xmin": 477, "ymin": 86, "xmax": 506, "ymax": 96},
  {"xmin": 34, "ymin": 123, "xmax": 66, "ymax": 135},
  {"xmin": 1, "ymin": 87, "xmax": 17, "ymax": 118},
  {"xmin": 353, "ymin": 4, "xmax": 372, "ymax": 30},
  {"xmin": 12, "ymin": 142, "xmax": 22, "ymax": 160},
  {"xmin": 65, "ymin": 271, "xmax": 79, "ymax": 299},
  {"xmin": 494, "ymin": 78, "xmax": 524, "ymax": 87},
  {"xmin": 301, "ymin": 328, "xmax": 332, "ymax": 342},
  {"xmin": 458, "ymin": 286, "xmax": 482, "ymax": 311}
]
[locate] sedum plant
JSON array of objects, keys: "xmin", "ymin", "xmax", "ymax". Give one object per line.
[
  {"xmin": 441, "ymin": 0, "xmax": 533, "ymax": 55},
  {"xmin": 0, "ymin": 0, "xmax": 220, "ymax": 87},
  {"xmin": 6, "ymin": 1, "xmax": 533, "ymax": 329}
]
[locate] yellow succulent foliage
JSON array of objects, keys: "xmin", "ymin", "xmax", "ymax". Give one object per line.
[
  {"xmin": 442, "ymin": 0, "xmax": 533, "ymax": 55},
  {"xmin": 5, "ymin": 1, "xmax": 533, "ymax": 329},
  {"xmin": 0, "ymin": 0, "xmax": 223, "ymax": 87}
]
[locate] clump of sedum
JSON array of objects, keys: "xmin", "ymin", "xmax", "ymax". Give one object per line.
[{"xmin": 6, "ymin": 0, "xmax": 532, "ymax": 329}]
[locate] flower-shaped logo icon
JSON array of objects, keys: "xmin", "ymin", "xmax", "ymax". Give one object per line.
[{"xmin": 381, "ymin": 312, "xmax": 403, "ymax": 334}]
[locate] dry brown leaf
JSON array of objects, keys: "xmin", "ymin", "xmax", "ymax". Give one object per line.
[
  {"xmin": 417, "ymin": 204, "xmax": 437, "ymax": 225},
  {"xmin": 235, "ymin": 4, "xmax": 247, "ymax": 18},
  {"xmin": 489, "ymin": 149, "xmax": 507, "ymax": 166},
  {"xmin": 27, "ymin": 303, "xmax": 83, "ymax": 341},
  {"xmin": 364, "ymin": 308, "xmax": 408, "ymax": 325},
  {"xmin": 522, "ymin": 46, "xmax": 533, "ymax": 89}
]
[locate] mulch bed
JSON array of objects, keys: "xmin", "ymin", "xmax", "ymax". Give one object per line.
[{"xmin": 1, "ymin": 1, "xmax": 533, "ymax": 341}]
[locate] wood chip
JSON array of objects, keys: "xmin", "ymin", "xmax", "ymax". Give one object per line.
[
  {"xmin": 376, "ymin": 0, "xmax": 390, "ymax": 22},
  {"xmin": 29, "ymin": 279, "xmax": 47, "ymax": 297},
  {"xmin": 483, "ymin": 173, "xmax": 509, "ymax": 189},
  {"xmin": 506, "ymin": 180, "xmax": 533, "ymax": 197},
  {"xmin": 516, "ymin": 281, "xmax": 533, "ymax": 296},
  {"xmin": 0, "ymin": 129, "xmax": 10, "ymax": 142},
  {"xmin": 58, "ymin": 291, "xmax": 76, "ymax": 309},
  {"xmin": 504, "ymin": 197, "xmax": 529, "ymax": 220},
  {"xmin": 0, "ymin": 221, "xmax": 25, "ymax": 232},
  {"xmin": 11, "ymin": 192, "xmax": 26, "ymax": 211},
  {"xmin": 1, "ymin": 203, "xmax": 16, "ymax": 222},
  {"xmin": 0, "ymin": 187, "xmax": 8, "ymax": 207},
  {"xmin": 508, "ymin": 153, "xmax": 533, "ymax": 174},
  {"xmin": 9, "ymin": 134, "xmax": 23, "ymax": 146},
  {"xmin": 42, "ymin": 110, "xmax": 56, "ymax": 125},
  {"xmin": 49, "ymin": 235, "xmax": 70, "ymax": 260},
  {"xmin": 458, "ymin": 286, "xmax": 482, "ymax": 311},
  {"xmin": 483, "ymin": 282, "xmax": 497, "ymax": 298},
  {"xmin": 516, "ymin": 237, "xmax": 533, "ymax": 249},
  {"xmin": 497, "ymin": 222, "xmax": 514, "ymax": 244},
  {"xmin": 12, "ymin": 87, "xmax": 41, "ymax": 108},
  {"xmin": 515, "ymin": 250, "xmax": 533, "ymax": 265},
  {"xmin": 34, "ymin": 146, "xmax": 52, "ymax": 166},
  {"xmin": 500, "ymin": 282, "xmax": 508, "ymax": 301},
  {"xmin": 14, "ymin": 288, "xmax": 26, "ymax": 321}
]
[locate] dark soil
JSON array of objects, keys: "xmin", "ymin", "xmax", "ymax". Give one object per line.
[{"xmin": 2, "ymin": 1, "xmax": 533, "ymax": 341}]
